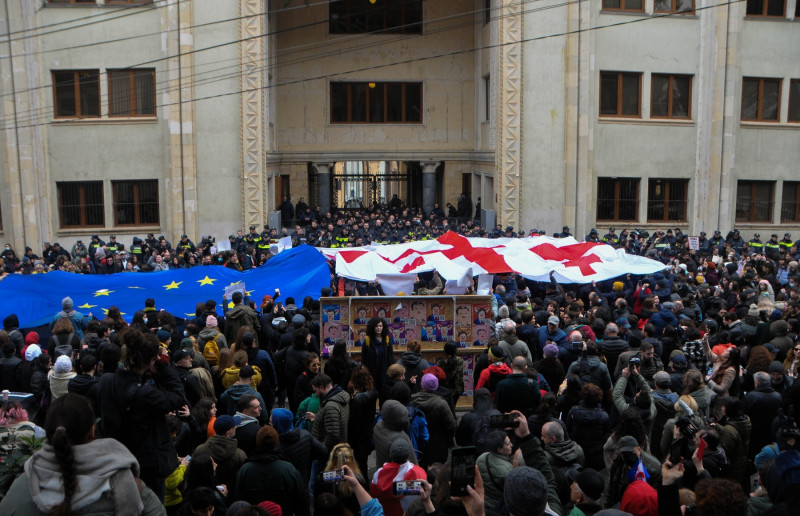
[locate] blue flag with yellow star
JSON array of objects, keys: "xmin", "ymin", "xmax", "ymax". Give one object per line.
[{"xmin": 0, "ymin": 244, "xmax": 331, "ymax": 328}]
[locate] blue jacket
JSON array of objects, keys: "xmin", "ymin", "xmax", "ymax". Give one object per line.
[
  {"xmin": 48, "ymin": 310, "xmax": 90, "ymax": 339},
  {"xmin": 648, "ymin": 307, "xmax": 679, "ymax": 337}
]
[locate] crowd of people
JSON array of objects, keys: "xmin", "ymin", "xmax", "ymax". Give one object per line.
[
  {"xmin": 1, "ymin": 198, "xmax": 800, "ymax": 515},
  {"xmin": 3, "ymin": 197, "xmax": 800, "ymax": 278}
]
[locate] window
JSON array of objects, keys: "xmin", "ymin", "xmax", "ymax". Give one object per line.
[
  {"xmin": 647, "ymin": 179, "xmax": 689, "ymax": 222},
  {"xmin": 331, "ymin": 82, "xmax": 422, "ymax": 123},
  {"xmin": 741, "ymin": 77, "xmax": 781, "ymax": 122},
  {"xmin": 789, "ymin": 80, "xmax": 800, "ymax": 123},
  {"xmin": 782, "ymin": 182, "xmax": 800, "ymax": 222},
  {"xmin": 57, "ymin": 182, "xmax": 104, "ymax": 228},
  {"xmin": 736, "ymin": 180, "xmax": 774, "ymax": 223},
  {"xmin": 654, "ymin": 0, "xmax": 694, "ymax": 13},
  {"xmin": 330, "ymin": 0, "xmax": 422, "ymax": 34},
  {"xmin": 600, "ymin": 72, "xmax": 641, "ymax": 117},
  {"xmin": 52, "ymin": 70, "xmax": 100, "ymax": 118},
  {"xmin": 597, "ymin": 178, "xmax": 639, "ymax": 221},
  {"xmin": 108, "ymin": 69, "xmax": 156, "ymax": 117},
  {"xmin": 113, "ymin": 180, "xmax": 159, "ymax": 226},
  {"xmin": 602, "ymin": 0, "xmax": 644, "ymax": 12},
  {"xmin": 651, "ymin": 74, "xmax": 692, "ymax": 119},
  {"xmin": 745, "ymin": 0, "xmax": 785, "ymax": 17}
]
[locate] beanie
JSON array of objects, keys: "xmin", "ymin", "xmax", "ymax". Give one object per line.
[
  {"xmin": 389, "ymin": 437, "xmax": 413, "ymax": 463},
  {"xmin": 421, "ymin": 373, "xmax": 439, "ymax": 392},
  {"xmin": 613, "ymin": 281, "xmax": 624, "ymax": 292},
  {"xmin": 769, "ymin": 361, "xmax": 785, "ymax": 375},
  {"xmin": 504, "ymin": 467, "xmax": 548, "ymax": 516},
  {"xmin": 270, "ymin": 408, "xmax": 294, "ymax": 434},
  {"xmin": 24, "ymin": 344, "xmax": 42, "ymax": 362},
  {"xmin": 543, "ymin": 343, "xmax": 559, "ymax": 359},
  {"xmin": 62, "ymin": 296, "xmax": 73, "ymax": 310},
  {"xmin": 54, "ymin": 355, "xmax": 73, "ymax": 374},
  {"xmin": 489, "ymin": 345, "xmax": 504, "ymax": 362},
  {"xmin": 206, "ymin": 315, "xmax": 218, "ymax": 328},
  {"xmin": 257, "ymin": 501, "xmax": 283, "ymax": 516},
  {"xmin": 256, "ymin": 425, "xmax": 279, "ymax": 452}
]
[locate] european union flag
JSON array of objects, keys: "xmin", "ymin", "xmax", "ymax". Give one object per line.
[{"xmin": 0, "ymin": 244, "xmax": 330, "ymax": 327}]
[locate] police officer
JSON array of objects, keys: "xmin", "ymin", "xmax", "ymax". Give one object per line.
[
  {"xmin": 144, "ymin": 233, "xmax": 158, "ymax": 252},
  {"xmin": 177, "ymin": 234, "xmax": 196, "ymax": 253},
  {"xmin": 698, "ymin": 231, "xmax": 710, "ymax": 254},
  {"xmin": 557, "ymin": 226, "xmax": 571, "ymax": 238},
  {"xmin": 765, "ymin": 234, "xmax": 781, "ymax": 259},
  {"xmin": 728, "ymin": 229, "xmax": 745, "ymax": 254},
  {"xmin": 88, "ymin": 234, "xmax": 105, "ymax": 261},
  {"xmin": 780, "ymin": 233, "xmax": 794, "ymax": 253},
  {"xmin": 709, "ymin": 230, "xmax": 725, "ymax": 253},
  {"xmin": 106, "ymin": 235, "xmax": 123, "ymax": 256},
  {"xmin": 129, "ymin": 237, "xmax": 145, "ymax": 261},
  {"xmin": 748, "ymin": 233, "xmax": 764, "ymax": 255},
  {"xmin": 602, "ymin": 227, "xmax": 619, "ymax": 246},
  {"xmin": 586, "ymin": 228, "xmax": 600, "ymax": 242}
]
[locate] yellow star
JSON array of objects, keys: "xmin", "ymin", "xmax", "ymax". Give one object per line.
[
  {"xmin": 245, "ymin": 289, "xmax": 254, "ymax": 297},
  {"xmin": 197, "ymin": 276, "xmax": 216, "ymax": 286},
  {"xmin": 228, "ymin": 281, "xmax": 242, "ymax": 287},
  {"xmin": 78, "ymin": 303, "xmax": 97, "ymax": 309},
  {"xmin": 227, "ymin": 301, "xmax": 234, "ymax": 309},
  {"xmin": 93, "ymin": 289, "xmax": 114, "ymax": 297},
  {"xmin": 185, "ymin": 313, "xmax": 196, "ymax": 318},
  {"xmin": 164, "ymin": 281, "xmax": 183, "ymax": 290}
]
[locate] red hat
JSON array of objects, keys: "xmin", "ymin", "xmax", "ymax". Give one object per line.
[
  {"xmin": 621, "ymin": 480, "xmax": 658, "ymax": 516},
  {"xmin": 24, "ymin": 331, "xmax": 39, "ymax": 345},
  {"xmin": 257, "ymin": 501, "xmax": 282, "ymax": 516}
]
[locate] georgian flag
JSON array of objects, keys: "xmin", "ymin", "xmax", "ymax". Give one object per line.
[{"xmin": 320, "ymin": 230, "xmax": 666, "ymax": 284}]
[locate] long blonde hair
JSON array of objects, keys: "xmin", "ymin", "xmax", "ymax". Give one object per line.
[{"xmin": 324, "ymin": 443, "xmax": 362, "ymax": 496}]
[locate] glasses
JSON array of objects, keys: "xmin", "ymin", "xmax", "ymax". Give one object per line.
[{"xmin": 794, "ymin": 348, "xmax": 800, "ymax": 352}]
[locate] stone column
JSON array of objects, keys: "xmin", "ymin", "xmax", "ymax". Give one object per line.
[
  {"xmin": 316, "ymin": 162, "xmax": 333, "ymax": 215},
  {"xmin": 421, "ymin": 161, "xmax": 438, "ymax": 215}
]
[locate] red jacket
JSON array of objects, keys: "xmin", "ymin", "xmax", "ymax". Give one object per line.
[{"xmin": 475, "ymin": 362, "xmax": 512, "ymax": 393}]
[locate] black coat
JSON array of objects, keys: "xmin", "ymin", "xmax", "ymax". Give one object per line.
[{"xmin": 566, "ymin": 402, "xmax": 610, "ymax": 471}]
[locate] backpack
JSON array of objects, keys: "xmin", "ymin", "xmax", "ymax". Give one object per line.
[
  {"xmin": 577, "ymin": 354, "xmax": 595, "ymax": 386},
  {"xmin": 202, "ymin": 333, "xmax": 222, "ymax": 366}
]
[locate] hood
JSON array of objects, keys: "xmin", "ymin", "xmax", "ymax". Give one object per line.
[
  {"xmin": 271, "ymin": 408, "xmax": 294, "ymax": 434},
  {"xmin": 235, "ymin": 412, "xmax": 260, "ymax": 426},
  {"xmin": 380, "ymin": 400, "xmax": 409, "ymax": 428},
  {"xmin": 770, "ymin": 319, "xmax": 788, "ymax": 337},
  {"xmin": 199, "ymin": 327, "xmax": 220, "ymax": 339},
  {"xmin": 323, "ymin": 385, "xmax": 349, "ymax": 406},
  {"xmin": 226, "ymin": 305, "xmax": 250, "ymax": 321},
  {"xmin": 545, "ymin": 440, "xmax": 583, "ymax": 463},
  {"xmin": 399, "ymin": 351, "xmax": 424, "ymax": 369},
  {"xmin": 501, "ymin": 334, "xmax": 519, "ymax": 346},
  {"xmin": 473, "ymin": 388, "xmax": 493, "ymax": 414},
  {"xmin": 488, "ymin": 363, "xmax": 512, "ymax": 375},
  {"xmin": 653, "ymin": 391, "xmax": 679, "ymax": 406},
  {"xmin": 25, "ymin": 439, "xmax": 142, "ymax": 514},
  {"xmin": 204, "ymin": 435, "xmax": 241, "ymax": 459}
]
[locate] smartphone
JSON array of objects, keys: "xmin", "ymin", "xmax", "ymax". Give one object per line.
[
  {"xmin": 668, "ymin": 438, "xmax": 686, "ymax": 465},
  {"xmin": 393, "ymin": 480, "xmax": 423, "ymax": 496},
  {"xmin": 697, "ymin": 437, "xmax": 706, "ymax": 461},
  {"xmin": 185, "ymin": 455, "xmax": 191, "ymax": 462},
  {"xmin": 322, "ymin": 469, "xmax": 345, "ymax": 483},
  {"xmin": 451, "ymin": 446, "xmax": 477, "ymax": 496},
  {"xmin": 489, "ymin": 414, "xmax": 519, "ymax": 429}
]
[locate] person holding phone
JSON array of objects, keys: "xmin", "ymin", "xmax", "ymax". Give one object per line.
[{"xmin": 370, "ymin": 438, "xmax": 427, "ymax": 516}]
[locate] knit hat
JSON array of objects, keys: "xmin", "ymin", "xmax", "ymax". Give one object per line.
[
  {"xmin": 421, "ymin": 373, "xmax": 439, "ymax": 392},
  {"xmin": 695, "ymin": 275, "xmax": 705, "ymax": 284},
  {"xmin": 54, "ymin": 355, "xmax": 72, "ymax": 373},
  {"xmin": 24, "ymin": 344, "xmax": 42, "ymax": 362},
  {"xmin": 389, "ymin": 437, "xmax": 413, "ymax": 463},
  {"xmin": 770, "ymin": 309, "xmax": 783, "ymax": 321},
  {"xmin": 712, "ymin": 342, "xmax": 735, "ymax": 357},
  {"xmin": 543, "ymin": 343, "xmax": 559, "ymax": 359},
  {"xmin": 489, "ymin": 345, "xmax": 504, "ymax": 362},
  {"xmin": 206, "ymin": 315, "xmax": 218, "ymax": 328},
  {"xmin": 156, "ymin": 330, "xmax": 171, "ymax": 343},
  {"xmin": 255, "ymin": 425, "xmax": 279, "ymax": 452},
  {"xmin": 213, "ymin": 415, "xmax": 242, "ymax": 435},
  {"xmin": 620, "ymin": 480, "xmax": 658, "ymax": 516},
  {"xmin": 25, "ymin": 331, "xmax": 39, "ymax": 345},
  {"xmin": 62, "ymin": 296, "xmax": 73, "ymax": 310},
  {"xmin": 769, "ymin": 361, "xmax": 785, "ymax": 374},
  {"xmin": 257, "ymin": 501, "xmax": 283, "ymax": 516},
  {"xmin": 613, "ymin": 281, "xmax": 624, "ymax": 292},
  {"xmin": 503, "ymin": 466, "xmax": 548, "ymax": 516},
  {"xmin": 653, "ymin": 371, "xmax": 671, "ymax": 389},
  {"xmin": 748, "ymin": 304, "xmax": 760, "ymax": 318},
  {"xmin": 270, "ymin": 408, "xmax": 294, "ymax": 434}
]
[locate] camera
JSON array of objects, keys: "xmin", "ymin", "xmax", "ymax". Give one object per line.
[
  {"xmin": 675, "ymin": 400, "xmax": 698, "ymax": 438},
  {"xmin": 628, "ymin": 357, "xmax": 641, "ymax": 369}
]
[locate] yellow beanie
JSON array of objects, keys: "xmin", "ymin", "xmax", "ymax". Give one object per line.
[{"xmin": 613, "ymin": 281, "xmax": 624, "ymax": 291}]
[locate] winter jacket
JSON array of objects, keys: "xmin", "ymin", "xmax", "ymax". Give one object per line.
[
  {"xmin": 277, "ymin": 427, "xmax": 329, "ymax": 486},
  {"xmin": 47, "ymin": 369, "xmax": 76, "ymax": 401},
  {"xmin": 0, "ymin": 355, "xmax": 22, "ymax": 391},
  {"xmin": 598, "ymin": 336, "xmax": 630, "ymax": 374},
  {"xmin": 397, "ymin": 351, "xmax": 429, "ymax": 394},
  {"xmin": 743, "ymin": 386, "xmax": 784, "ymax": 457},
  {"xmin": 194, "ymin": 435, "xmax": 247, "ymax": 493},
  {"xmin": 769, "ymin": 320, "xmax": 794, "ymax": 360},
  {"xmin": 475, "ymin": 362, "xmax": 512, "ymax": 393},
  {"xmin": 370, "ymin": 460, "xmax": 427, "ymax": 516},
  {"xmin": 411, "ymin": 391, "xmax": 456, "ymax": 465},
  {"xmin": 687, "ymin": 385, "xmax": 711, "ymax": 420},
  {"xmin": 0, "ymin": 438, "xmax": 164, "ymax": 516},
  {"xmin": 223, "ymin": 304, "xmax": 261, "ymax": 344},
  {"xmin": 48, "ymin": 309, "xmax": 90, "ymax": 339},
  {"xmin": 373, "ymin": 400, "xmax": 417, "ymax": 466},
  {"xmin": 219, "ymin": 383, "xmax": 267, "ymax": 422},
  {"xmin": 717, "ymin": 415, "xmax": 751, "ymax": 485},
  {"xmin": 494, "ymin": 372, "xmax": 541, "ymax": 417},
  {"xmin": 535, "ymin": 357, "xmax": 566, "ymax": 393},
  {"xmin": 566, "ymin": 355, "xmax": 613, "ymax": 392},
  {"xmin": 311, "ymin": 385, "xmax": 350, "ymax": 451},
  {"xmin": 545, "ymin": 439, "xmax": 586, "ymax": 507},
  {"xmin": 566, "ymin": 402, "xmax": 610, "ymax": 471},
  {"xmin": 220, "ymin": 364, "xmax": 262, "ymax": 391},
  {"xmin": 97, "ymin": 362, "xmax": 186, "ymax": 488},
  {"xmin": 477, "ymin": 451, "xmax": 513, "ymax": 511},
  {"xmin": 348, "ymin": 389, "xmax": 379, "ymax": 462},
  {"xmin": 648, "ymin": 307, "xmax": 679, "ymax": 338},
  {"xmin": 234, "ymin": 412, "xmax": 262, "ymax": 456},
  {"xmin": 362, "ymin": 336, "xmax": 394, "ymax": 396},
  {"xmin": 67, "ymin": 373, "xmax": 100, "ymax": 403},
  {"xmin": 650, "ymin": 389, "xmax": 678, "ymax": 458},
  {"xmin": 613, "ymin": 375, "xmax": 657, "ymax": 437},
  {"xmin": 437, "ymin": 355, "xmax": 465, "ymax": 396},
  {"xmin": 174, "ymin": 365, "xmax": 203, "ymax": 407},
  {"xmin": 233, "ymin": 452, "xmax": 309, "ymax": 516},
  {"xmin": 498, "ymin": 334, "xmax": 532, "ymax": 363}
]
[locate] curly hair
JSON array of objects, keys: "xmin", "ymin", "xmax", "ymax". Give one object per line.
[
  {"xmin": 580, "ymin": 382, "xmax": 603, "ymax": 407},
  {"xmin": 695, "ymin": 478, "xmax": 748, "ymax": 516},
  {"xmin": 746, "ymin": 345, "xmax": 774, "ymax": 374},
  {"xmin": 611, "ymin": 407, "xmax": 648, "ymax": 450},
  {"xmin": 119, "ymin": 327, "xmax": 158, "ymax": 373},
  {"xmin": 349, "ymin": 364, "xmax": 374, "ymax": 392},
  {"xmin": 366, "ymin": 317, "xmax": 389, "ymax": 345}
]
